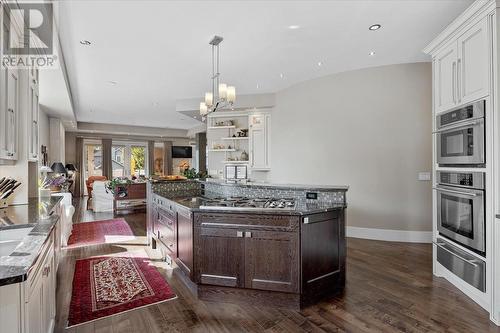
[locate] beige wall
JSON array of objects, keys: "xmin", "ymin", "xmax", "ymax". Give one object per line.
[{"xmin": 269, "ymin": 63, "xmax": 432, "ymax": 232}]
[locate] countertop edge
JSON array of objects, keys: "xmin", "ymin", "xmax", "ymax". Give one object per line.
[{"xmin": 0, "ymin": 196, "xmax": 63, "ymax": 286}]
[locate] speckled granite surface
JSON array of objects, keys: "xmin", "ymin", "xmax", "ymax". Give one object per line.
[
  {"xmin": 150, "ymin": 180, "xmax": 348, "ymax": 216},
  {"xmin": 0, "ymin": 196, "xmax": 62, "ymax": 286}
]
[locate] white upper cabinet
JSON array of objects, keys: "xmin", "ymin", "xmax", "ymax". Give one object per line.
[
  {"xmin": 28, "ymin": 65, "xmax": 39, "ymax": 161},
  {"xmin": 0, "ymin": 7, "xmax": 20, "ymax": 162},
  {"xmin": 457, "ymin": 19, "xmax": 489, "ymax": 105},
  {"xmin": 435, "ymin": 44, "xmax": 458, "ymax": 113},
  {"xmin": 433, "ymin": 17, "xmax": 489, "ymax": 114},
  {"xmin": 2, "ymin": 68, "xmax": 19, "ymax": 161},
  {"xmin": 249, "ymin": 113, "xmax": 271, "ymax": 170}
]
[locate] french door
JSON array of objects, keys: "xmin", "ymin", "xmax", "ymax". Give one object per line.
[{"xmin": 83, "ymin": 141, "xmax": 103, "ymax": 195}]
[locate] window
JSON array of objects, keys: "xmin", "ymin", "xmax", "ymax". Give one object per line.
[{"xmin": 111, "ymin": 142, "xmax": 148, "ymax": 178}]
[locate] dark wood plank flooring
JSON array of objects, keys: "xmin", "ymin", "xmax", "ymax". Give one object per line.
[{"xmin": 55, "ymin": 198, "xmax": 500, "ymax": 332}]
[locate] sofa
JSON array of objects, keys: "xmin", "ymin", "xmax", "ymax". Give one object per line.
[{"xmin": 91, "ymin": 180, "xmax": 114, "ymax": 212}]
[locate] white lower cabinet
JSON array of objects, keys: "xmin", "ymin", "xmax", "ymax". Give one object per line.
[
  {"xmin": 0, "ymin": 232, "xmax": 56, "ymax": 333},
  {"xmin": 0, "ymin": 283, "xmax": 22, "ymax": 333},
  {"xmin": 25, "ymin": 237, "xmax": 55, "ymax": 333}
]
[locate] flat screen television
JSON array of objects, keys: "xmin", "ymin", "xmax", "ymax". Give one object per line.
[{"xmin": 172, "ymin": 146, "xmax": 192, "ymax": 158}]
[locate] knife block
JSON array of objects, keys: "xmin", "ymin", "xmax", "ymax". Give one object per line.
[{"xmin": 0, "ymin": 198, "xmax": 9, "ymax": 208}]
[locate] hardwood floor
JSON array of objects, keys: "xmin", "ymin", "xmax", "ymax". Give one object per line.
[{"xmin": 55, "ymin": 198, "xmax": 500, "ymax": 332}]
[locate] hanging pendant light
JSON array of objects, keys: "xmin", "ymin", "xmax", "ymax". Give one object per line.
[{"xmin": 199, "ymin": 36, "xmax": 236, "ymax": 117}]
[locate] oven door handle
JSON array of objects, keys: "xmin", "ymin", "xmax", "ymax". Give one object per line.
[
  {"xmin": 432, "ymin": 187, "xmax": 478, "ymax": 197},
  {"xmin": 433, "ymin": 241, "xmax": 479, "ymax": 267},
  {"xmin": 434, "ymin": 119, "xmax": 483, "ymax": 133}
]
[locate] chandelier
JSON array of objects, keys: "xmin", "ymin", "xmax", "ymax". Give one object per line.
[{"xmin": 199, "ymin": 36, "xmax": 236, "ymax": 117}]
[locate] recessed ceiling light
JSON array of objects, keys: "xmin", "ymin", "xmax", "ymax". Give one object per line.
[
  {"xmin": 288, "ymin": 25, "xmax": 300, "ymax": 30},
  {"xmin": 317, "ymin": 61, "xmax": 323, "ymax": 67},
  {"xmin": 369, "ymin": 51, "xmax": 376, "ymax": 56},
  {"xmin": 107, "ymin": 80, "xmax": 118, "ymax": 85},
  {"xmin": 80, "ymin": 40, "xmax": 91, "ymax": 45},
  {"xmin": 369, "ymin": 24, "xmax": 381, "ymax": 31},
  {"xmin": 280, "ymin": 73, "xmax": 284, "ymax": 79}
]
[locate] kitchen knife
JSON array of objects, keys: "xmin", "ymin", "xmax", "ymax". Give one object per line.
[
  {"xmin": 1, "ymin": 179, "xmax": 16, "ymax": 191},
  {"xmin": 0, "ymin": 189, "xmax": 13, "ymax": 200},
  {"xmin": 0, "ymin": 183, "xmax": 19, "ymax": 199},
  {"xmin": 0, "ymin": 178, "xmax": 11, "ymax": 191},
  {"xmin": 9, "ymin": 182, "xmax": 21, "ymax": 193},
  {"xmin": 0, "ymin": 182, "xmax": 16, "ymax": 195}
]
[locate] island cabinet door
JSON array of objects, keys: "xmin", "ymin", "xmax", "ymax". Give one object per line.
[
  {"xmin": 176, "ymin": 207, "xmax": 193, "ymax": 278},
  {"xmin": 301, "ymin": 210, "xmax": 345, "ymax": 300},
  {"xmin": 244, "ymin": 230, "xmax": 299, "ymax": 293},
  {"xmin": 195, "ymin": 227, "xmax": 245, "ymax": 288}
]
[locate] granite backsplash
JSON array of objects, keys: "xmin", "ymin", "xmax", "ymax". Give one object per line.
[{"xmin": 150, "ymin": 180, "xmax": 347, "ymax": 206}]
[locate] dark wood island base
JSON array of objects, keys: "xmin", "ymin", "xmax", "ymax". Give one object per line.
[
  {"xmin": 148, "ymin": 180, "xmax": 347, "ymax": 310},
  {"xmin": 152, "ymin": 207, "xmax": 346, "ymax": 309}
]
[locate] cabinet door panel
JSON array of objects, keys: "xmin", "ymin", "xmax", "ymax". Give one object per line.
[
  {"xmin": 28, "ymin": 83, "xmax": 39, "ymax": 160},
  {"xmin": 26, "ymin": 278, "xmax": 42, "ymax": 333},
  {"xmin": 435, "ymin": 44, "xmax": 458, "ymax": 113},
  {"xmin": 176, "ymin": 209, "xmax": 193, "ymax": 277},
  {"xmin": 458, "ymin": 19, "xmax": 489, "ymax": 104},
  {"xmin": 6, "ymin": 70, "xmax": 18, "ymax": 159},
  {"xmin": 195, "ymin": 227, "xmax": 244, "ymax": 288},
  {"xmin": 245, "ymin": 231, "xmax": 299, "ymax": 293},
  {"xmin": 249, "ymin": 114, "xmax": 270, "ymax": 169},
  {"xmin": 0, "ymin": 66, "xmax": 8, "ymax": 158},
  {"xmin": 301, "ymin": 211, "xmax": 345, "ymax": 297}
]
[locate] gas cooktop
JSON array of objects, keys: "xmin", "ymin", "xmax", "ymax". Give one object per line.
[{"xmin": 199, "ymin": 197, "xmax": 296, "ymax": 211}]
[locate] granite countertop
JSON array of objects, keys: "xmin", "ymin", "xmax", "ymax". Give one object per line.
[
  {"xmin": 149, "ymin": 178, "xmax": 349, "ymax": 192},
  {"xmin": 166, "ymin": 195, "xmax": 346, "ymax": 216},
  {"xmin": 0, "ymin": 196, "xmax": 62, "ymax": 286}
]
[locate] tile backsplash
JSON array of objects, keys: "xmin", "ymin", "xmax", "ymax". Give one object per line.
[{"xmin": 151, "ymin": 180, "xmax": 346, "ymax": 205}]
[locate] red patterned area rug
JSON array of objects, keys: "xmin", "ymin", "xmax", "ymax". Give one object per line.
[
  {"xmin": 68, "ymin": 256, "xmax": 176, "ymax": 327},
  {"xmin": 66, "ymin": 219, "xmax": 135, "ymax": 248}
]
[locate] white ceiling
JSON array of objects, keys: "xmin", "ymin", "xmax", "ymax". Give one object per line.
[{"xmin": 58, "ymin": 0, "xmax": 473, "ymax": 130}]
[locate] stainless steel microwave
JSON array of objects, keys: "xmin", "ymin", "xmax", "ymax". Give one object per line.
[
  {"xmin": 436, "ymin": 100, "xmax": 485, "ymax": 166},
  {"xmin": 434, "ymin": 171, "xmax": 485, "ymax": 254}
]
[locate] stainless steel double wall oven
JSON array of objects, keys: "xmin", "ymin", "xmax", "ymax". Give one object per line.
[{"xmin": 434, "ymin": 100, "xmax": 487, "ymax": 291}]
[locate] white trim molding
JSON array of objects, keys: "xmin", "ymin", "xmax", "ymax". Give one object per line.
[{"xmin": 346, "ymin": 226, "xmax": 432, "ymax": 243}]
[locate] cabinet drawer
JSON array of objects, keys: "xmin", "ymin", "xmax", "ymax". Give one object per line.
[
  {"xmin": 436, "ymin": 239, "xmax": 485, "ymax": 292},
  {"xmin": 195, "ymin": 213, "xmax": 299, "ymax": 231}
]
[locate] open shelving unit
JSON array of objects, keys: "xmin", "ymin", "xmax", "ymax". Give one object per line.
[
  {"xmin": 207, "ymin": 125, "xmax": 236, "ymax": 129},
  {"xmin": 206, "ymin": 112, "xmax": 250, "ymax": 178}
]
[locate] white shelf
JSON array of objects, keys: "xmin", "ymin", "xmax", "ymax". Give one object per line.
[
  {"xmin": 208, "ymin": 149, "xmax": 236, "ymax": 152},
  {"xmin": 221, "ymin": 137, "xmax": 249, "ymax": 140},
  {"xmin": 208, "ymin": 126, "xmax": 236, "ymax": 129},
  {"xmin": 222, "ymin": 160, "xmax": 249, "ymax": 164}
]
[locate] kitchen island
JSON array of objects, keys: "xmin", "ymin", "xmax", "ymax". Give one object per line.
[{"xmin": 147, "ymin": 179, "xmax": 348, "ymax": 309}]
